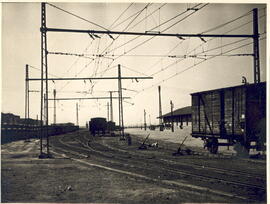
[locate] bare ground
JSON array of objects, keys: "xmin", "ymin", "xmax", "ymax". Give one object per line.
[{"xmin": 1, "ymin": 129, "xmax": 266, "ymax": 203}]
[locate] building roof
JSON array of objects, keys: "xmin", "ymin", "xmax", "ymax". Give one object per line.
[{"xmin": 158, "ymin": 106, "xmax": 191, "ymax": 118}]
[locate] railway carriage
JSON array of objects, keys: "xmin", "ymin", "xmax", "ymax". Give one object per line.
[
  {"xmin": 89, "ymin": 117, "xmax": 116, "ymax": 136},
  {"xmin": 191, "ymin": 82, "xmax": 266, "ymax": 154}
]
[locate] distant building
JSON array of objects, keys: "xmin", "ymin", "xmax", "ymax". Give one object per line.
[
  {"xmin": 158, "ymin": 106, "xmax": 192, "ymax": 127},
  {"xmin": 20, "ymin": 118, "xmax": 42, "ymax": 126},
  {"xmin": 1, "ymin": 113, "xmax": 21, "ymax": 125},
  {"xmin": 1, "ymin": 112, "xmax": 42, "ymax": 126}
]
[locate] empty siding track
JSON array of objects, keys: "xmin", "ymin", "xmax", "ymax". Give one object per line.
[{"xmin": 50, "ymin": 130, "xmax": 266, "ymax": 203}]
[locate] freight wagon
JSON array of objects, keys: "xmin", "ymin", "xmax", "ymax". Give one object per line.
[
  {"xmin": 89, "ymin": 117, "xmax": 116, "ymax": 136},
  {"xmin": 191, "ymin": 82, "xmax": 266, "ymax": 154}
]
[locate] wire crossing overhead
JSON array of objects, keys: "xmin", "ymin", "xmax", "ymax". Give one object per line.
[{"xmin": 42, "ymin": 27, "xmax": 255, "ymax": 38}]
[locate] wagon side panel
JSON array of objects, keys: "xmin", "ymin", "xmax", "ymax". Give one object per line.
[
  {"xmin": 233, "ymin": 86, "xmax": 246, "ymax": 137},
  {"xmin": 203, "ymin": 93, "xmax": 214, "ymax": 134},
  {"xmin": 224, "ymin": 89, "xmax": 233, "ymax": 136},
  {"xmin": 212, "ymin": 91, "xmax": 221, "ymax": 135},
  {"xmin": 199, "ymin": 94, "xmax": 206, "ymax": 134},
  {"xmin": 191, "ymin": 95, "xmax": 200, "ymax": 133},
  {"xmin": 246, "ymin": 83, "xmax": 266, "ymax": 142}
]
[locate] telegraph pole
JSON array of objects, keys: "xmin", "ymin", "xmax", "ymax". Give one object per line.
[
  {"xmin": 53, "ymin": 89, "xmax": 56, "ymax": 124},
  {"xmin": 144, "ymin": 109, "xmax": 147, "ymax": 130},
  {"xmin": 27, "ymin": 65, "xmax": 30, "ymax": 122},
  {"xmin": 76, "ymin": 102, "xmax": 79, "ymax": 126},
  {"xmin": 170, "ymin": 100, "xmax": 174, "ymax": 132},
  {"xmin": 158, "ymin": 86, "xmax": 163, "ymax": 131},
  {"xmin": 118, "ymin": 64, "xmax": 125, "ymax": 139},
  {"xmin": 107, "ymin": 102, "xmax": 110, "ymax": 121},
  {"xmin": 25, "ymin": 65, "xmax": 29, "ymax": 118},
  {"xmin": 45, "ymin": 93, "xmax": 50, "ymax": 155},
  {"xmin": 25, "ymin": 64, "xmax": 29, "ymax": 138},
  {"xmin": 109, "ymin": 91, "xmax": 114, "ymax": 122}
]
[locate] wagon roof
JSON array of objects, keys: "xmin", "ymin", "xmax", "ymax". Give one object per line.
[{"xmin": 190, "ymin": 81, "xmax": 266, "ymax": 95}]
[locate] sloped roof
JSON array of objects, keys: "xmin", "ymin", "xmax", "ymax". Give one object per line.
[{"xmin": 158, "ymin": 106, "xmax": 191, "ymax": 118}]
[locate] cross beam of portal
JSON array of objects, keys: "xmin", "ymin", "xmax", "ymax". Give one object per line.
[
  {"xmin": 47, "ymin": 97, "xmax": 131, "ymax": 100},
  {"xmin": 28, "ymin": 76, "xmax": 153, "ymax": 81},
  {"xmin": 42, "ymin": 27, "xmax": 254, "ymax": 38}
]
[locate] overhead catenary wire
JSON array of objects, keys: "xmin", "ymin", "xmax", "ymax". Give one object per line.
[
  {"xmin": 148, "ymin": 15, "xmax": 267, "ymax": 78},
  {"xmin": 88, "ymin": 3, "xmax": 151, "ymax": 89},
  {"xmin": 61, "ymin": 4, "xmax": 152, "ymax": 93},
  {"xmin": 49, "ymin": 3, "xmax": 136, "ymax": 93},
  {"xmin": 112, "ymin": 4, "xmax": 209, "ymax": 62},
  {"xmin": 151, "ymin": 3, "xmax": 202, "ymax": 31},
  {"xmin": 106, "ymin": 3, "xmax": 206, "ymax": 55},
  {"xmin": 45, "ymin": 4, "xmax": 264, "ymax": 99},
  {"xmin": 100, "ymin": 3, "xmax": 151, "ymax": 55},
  {"xmin": 121, "ymin": 65, "xmax": 151, "ymax": 77},
  {"xmin": 185, "ymin": 12, "xmax": 266, "ymax": 57},
  {"xmin": 108, "ymin": 3, "xmax": 134, "ymax": 30},
  {"xmin": 127, "ymin": 3, "xmax": 167, "ymax": 31},
  {"xmin": 51, "ymin": 3, "xmax": 205, "ymax": 93},
  {"xmin": 201, "ymin": 9, "xmax": 253, "ymax": 34},
  {"xmin": 46, "ymin": 3, "xmax": 109, "ymax": 31},
  {"xmin": 135, "ymin": 36, "xmax": 266, "ymax": 95},
  {"xmin": 88, "ymin": 4, "xmax": 155, "ymax": 89},
  {"xmin": 90, "ymin": 4, "xmax": 209, "ymax": 97},
  {"xmin": 86, "ymin": 3, "xmax": 209, "ymax": 93},
  {"xmin": 149, "ymin": 37, "xmax": 251, "ymax": 77},
  {"xmin": 28, "ymin": 65, "xmax": 60, "ymax": 78}
]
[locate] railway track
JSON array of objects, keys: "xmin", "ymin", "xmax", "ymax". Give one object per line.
[
  {"xmin": 95, "ymin": 134, "xmax": 266, "ymax": 179},
  {"xmin": 80, "ymin": 134, "xmax": 265, "ymax": 189},
  {"xmin": 50, "ymin": 131, "xmax": 266, "ymax": 202}
]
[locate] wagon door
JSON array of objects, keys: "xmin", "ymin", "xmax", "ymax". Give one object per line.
[
  {"xmin": 233, "ymin": 86, "xmax": 246, "ymax": 140},
  {"xmin": 192, "ymin": 91, "xmax": 220, "ymax": 137},
  {"xmin": 223, "ymin": 89, "xmax": 234, "ymax": 137},
  {"xmin": 191, "ymin": 95, "xmax": 200, "ymax": 134}
]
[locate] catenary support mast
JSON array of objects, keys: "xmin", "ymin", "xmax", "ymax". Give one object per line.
[{"xmin": 253, "ymin": 8, "xmax": 260, "ymax": 83}]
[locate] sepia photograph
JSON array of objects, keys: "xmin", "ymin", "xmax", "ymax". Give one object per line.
[{"xmin": 1, "ymin": 1, "xmax": 267, "ymax": 203}]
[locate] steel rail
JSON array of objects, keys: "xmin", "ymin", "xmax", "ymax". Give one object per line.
[
  {"xmin": 51, "ymin": 133, "xmax": 262, "ymax": 202},
  {"xmin": 87, "ymin": 134, "xmax": 266, "ymax": 184},
  {"xmin": 78, "ymin": 132, "xmax": 265, "ymax": 191}
]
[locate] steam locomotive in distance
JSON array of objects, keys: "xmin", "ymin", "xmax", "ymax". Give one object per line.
[{"xmin": 89, "ymin": 117, "xmax": 117, "ymax": 136}]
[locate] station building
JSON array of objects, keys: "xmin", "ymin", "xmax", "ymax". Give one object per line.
[{"xmin": 158, "ymin": 106, "xmax": 192, "ymax": 128}]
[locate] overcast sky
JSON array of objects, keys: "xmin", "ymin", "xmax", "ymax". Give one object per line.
[{"xmin": 1, "ymin": 2, "xmax": 267, "ymax": 126}]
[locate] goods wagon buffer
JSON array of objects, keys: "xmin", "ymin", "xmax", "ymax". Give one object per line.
[{"xmin": 191, "ymin": 82, "xmax": 266, "ymax": 154}]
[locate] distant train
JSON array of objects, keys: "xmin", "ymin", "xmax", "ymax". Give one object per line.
[
  {"xmin": 89, "ymin": 117, "xmax": 117, "ymax": 136},
  {"xmin": 1, "ymin": 122, "xmax": 79, "ymax": 144},
  {"xmin": 191, "ymin": 82, "xmax": 266, "ymax": 154}
]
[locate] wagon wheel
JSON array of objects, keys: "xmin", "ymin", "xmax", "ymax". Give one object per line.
[{"xmin": 209, "ymin": 138, "xmax": 219, "ymax": 154}]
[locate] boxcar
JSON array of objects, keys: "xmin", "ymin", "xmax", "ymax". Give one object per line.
[
  {"xmin": 89, "ymin": 117, "xmax": 107, "ymax": 136},
  {"xmin": 191, "ymin": 82, "xmax": 266, "ymax": 154}
]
